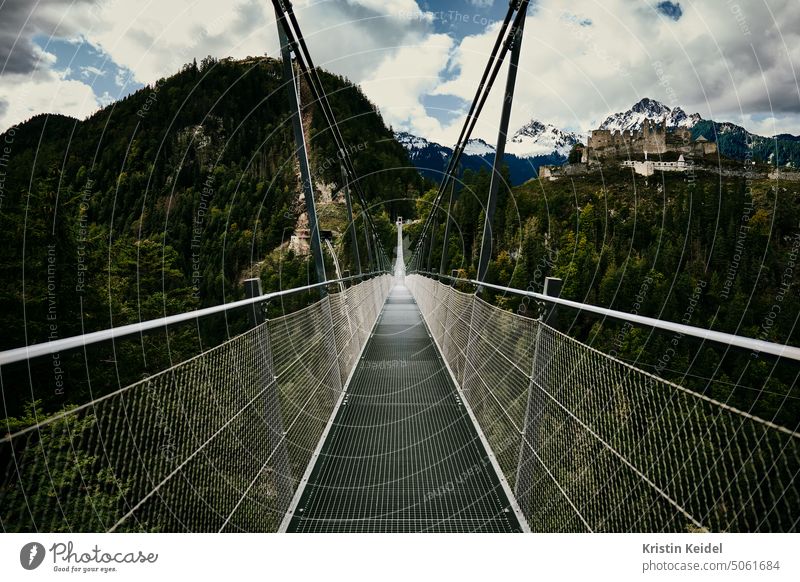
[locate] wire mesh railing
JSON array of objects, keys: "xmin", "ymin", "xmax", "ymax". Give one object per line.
[
  {"xmin": 0, "ymin": 275, "xmax": 392, "ymax": 532},
  {"xmin": 406, "ymin": 274, "xmax": 800, "ymax": 532}
]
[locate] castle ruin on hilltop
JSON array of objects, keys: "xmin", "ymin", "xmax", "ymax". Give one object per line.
[{"xmin": 580, "ymin": 118, "xmax": 717, "ymax": 162}]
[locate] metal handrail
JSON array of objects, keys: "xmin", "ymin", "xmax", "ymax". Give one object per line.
[
  {"xmin": 0, "ymin": 272, "xmax": 388, "ymax": 366},
  {"xmin": 411, "ymin": 271, "xmax": 800, "ymax": 362}
]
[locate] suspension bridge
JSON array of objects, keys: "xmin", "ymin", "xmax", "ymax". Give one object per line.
[{"xmin": 1, "ymin": 0, "xmax": 799, "ymax": 533}]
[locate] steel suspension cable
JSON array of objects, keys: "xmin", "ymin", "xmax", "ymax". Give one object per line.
[
  {"xmin": 272, "ymin": 0, "xmax": 390, "ymax": 266},
  {"xmin": 410, "ymin": 1, "xmax": 529, "ymax": 270}
]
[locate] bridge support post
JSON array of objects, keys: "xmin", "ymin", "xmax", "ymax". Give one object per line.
[
  {"xmin": 416, "ymin": 233, "xmax": 426, "ymax": 274},
  {"xmin": 513, "ymin": 274, "xmax": 561, "ymax": 522},
  {"xmin": 460, "ymin": 294, "xmax": 478, "ymax": 401},
  {"xmin": 543, "ymin": 276, "xmax": 562, "ymax": 329},
  {"xmin": 440, "ymin": 280, "xmax": 453, "ymax": 364},
  {"xmin": 438, "ymin": 178, "xmax": 456, "ymax": 274},
  {"xmin": 426, "ymin": 208, "xmax": 438, "ymax": 273},
  {"xmin": 244, "ymin": 278, "xmax": 266, "ymax": 327},
  {"xmin": 476, "ymin": 6, "xmax": 527, "ymax": 286},
  {"xmin": 323, "ymin": 297, "xmax": 345, "ymax": 393},
  {"xmin": 242, "ymin": 276, "xmax": 294, "ymax": 525},
  {"xmin": 362, "ymin": 211, "xmax": 374, "ymax": 272},
  {"xmin": 514, "ymin": 319, "xmax": 543, "ymax": 521}
]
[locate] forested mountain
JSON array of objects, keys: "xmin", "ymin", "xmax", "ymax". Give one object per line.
[
  {"xmin": 691, "ymin": 120, "xmax": 800, "ymax": 166},
  {"xmin": 0, "ymin": 56, "xmax": 422, "ymax": 416},
  {"xmin": 2, "ymin": 57, "xmax": 798, "ymax": 431},
  {"xmin": 409, "ymin": 165, "xmax": 800, "ymax": 428}
]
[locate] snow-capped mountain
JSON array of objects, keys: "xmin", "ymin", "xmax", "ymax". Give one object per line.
[
  {"xmin": 396, "ymin": 119, "xmax": 577, "ymax": 185},
  {"xmin": 506, "ymin": 119, "xmax": 580, "ymax": 158},
  {"xmin": 394, "ymin": 131, "xmax": 435, "ymax": 152},
  {"xmin": 396, "ymin": 97, "xmax": 800, "ymax": 179},
  {"xmin": 596, "ymin": 99, "xmax": 799, "ymax": 164},
  {"xmin": 395, "ymin": 132, "xmax": 496, "ymax": 158},
  {"xmin": 397, "ymin": 119, "xmax": 579, "ymax": 172},
  {"xmin": 462, "ymin": 137, "xmax": 495, "ymax": 156},
  {"xmin": 394, "ymin": 130, "xmax": 565, "ymax": 185},
  {"xmin": 599, "ymin": 97, "xmax": 702, "ymax": 132}
]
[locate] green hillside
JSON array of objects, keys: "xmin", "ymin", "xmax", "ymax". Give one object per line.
[
  {"xmin": 417, "ymin": 164, "xmax": 800, "ymax": 427},
  {"xmin": 0, "ymin": 56, "xmax": 422, "ymax": 416},
  {"xmin": 692, "ymin": 120, "xmax": 800, "ymax": 166}
]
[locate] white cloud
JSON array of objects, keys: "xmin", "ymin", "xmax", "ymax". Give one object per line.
[
  {"xmin": 0, "ymin": 68, "xmax": 100, "ymax": 130},
  {"xmin": 360, "ymin": 34, "xmax": 454, "ymax": 140},
  {"xmin": 430, "ymin": 0, "xmax": 800, "ymax": 143},
  {"xmin": 349, "ymin": 0, "xmax": 426, "ymax": 15},
  {"xmin": 1, "ymin": 0, "xmax": 440, "ymax": 131},
  {"xmin": 80, "ymin": 65, "xmax": 106, "ymax": 78},
  {"xmin": 97, "ymin": 90, "xmax": 115, "ymax": 107},
  {"xmin": 67, "ymin": 0, "xmax": 436, "ymax": 88},
  {"xmin": 741, "ymin": 113, "xmax": 800, "ymax": 137},
  {"xmin": 2, "ymin": 0, "xmax": 799, "ymax": 140},
  {"xmin": 114, "ymin": 68, "xmax": 130, "ymax": 88}
]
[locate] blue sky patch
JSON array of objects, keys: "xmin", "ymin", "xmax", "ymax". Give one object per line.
[
  {"xmin": 420, "ymin": 93, "xmax": 469, "ymax": 129},
  {"xmin": 33, "ymin": 35, "xmax": 143, "ymax": 106},
  {"xmin": 423, "ymin": 0, "xmax": 507, "ymax": 38},
  {"xmin": 656, "ymin": 1, "xmax": 683, "ymax": 21},
  {"xmin": 420, "ymin": 0, "xmax": 510, "ymax": 126}
]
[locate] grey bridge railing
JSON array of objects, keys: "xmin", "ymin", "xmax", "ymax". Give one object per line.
[
  {"xmin": 0, "ymin": 274, "xmax": 392, "ymax": 532},
  {"xmin": 3, "ymin": 267, "xmax": 797, "ymax": 533},
  {"xmin": 406, "ymin": 274, "xmax": 800, "ymax": 533}
]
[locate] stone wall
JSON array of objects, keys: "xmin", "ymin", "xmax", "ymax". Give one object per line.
[{"xmin": 586, "ymin": 119, "xmax": 716, "ymax": 159}]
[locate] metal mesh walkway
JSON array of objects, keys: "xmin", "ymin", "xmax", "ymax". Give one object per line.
[{"xmin": 287, "ymin": 284, "xmax": 523, "ymax": 532}]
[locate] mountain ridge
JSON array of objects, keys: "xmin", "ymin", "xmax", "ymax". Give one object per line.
[
  {"xmin": 507, "ymin": 119, "xmax": 580, "ymax": 158},
  {"xmin": 398, "ymin": 97, "xmax": 800, "ymax": 179},
  {"xmin": 394, "ymin": 130, "xmax": 565, "ymax": 185},
  {"xmin": 599, "ymin": 98, "xmax": 703, "ymax": 132}
]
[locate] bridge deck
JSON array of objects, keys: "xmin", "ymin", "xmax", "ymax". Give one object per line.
[{"xmin": 287, "ymin": 284, "xmax": 522, "ymax": 532}]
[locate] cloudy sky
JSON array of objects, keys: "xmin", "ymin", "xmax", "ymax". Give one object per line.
[{"xmin": 1, "ymin": 0, "xmax": 799, "ymax": 144}]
